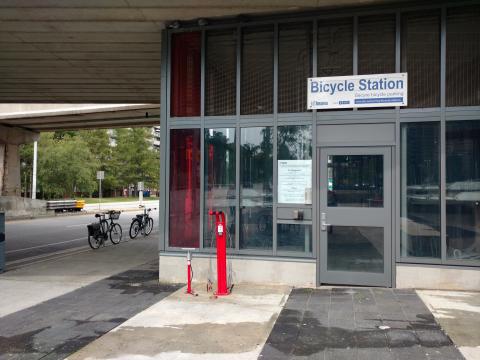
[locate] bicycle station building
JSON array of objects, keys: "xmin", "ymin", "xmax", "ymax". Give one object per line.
[{"xmin": 158, "ymin": 1, "xmax": 480, "ymax": 290}]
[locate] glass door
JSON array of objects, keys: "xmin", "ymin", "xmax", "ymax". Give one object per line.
[{"xmin": 318, "ymin": 147, "xmax": 392, "ymax": 287}]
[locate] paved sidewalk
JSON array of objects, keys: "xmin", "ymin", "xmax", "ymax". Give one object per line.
[
  {"xmin": 0, "ymin": 236, "xmax": 158, "ymax": 317},
  {"xmin": 67, "ymin": 284, "xmax": 290, "ymax": 360},
  {"xmin": 419, "ymin": 290, "xmax": 480, "ymax": 360},
  {"xmin": 0, "ymin": 261, "xmax": 181, "ymax": 360},
  {"xmin": 260, "ymin": 288, "xmax": 464, "ymax": 360}
]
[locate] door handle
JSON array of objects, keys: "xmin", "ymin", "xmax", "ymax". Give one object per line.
[
  {"xmin": 321, "ymin": 220, "xmax": 331, "ymax": 231},
  {"xmin": 320, "ymin": 212, "xmax": 330, "ymax": 231}
]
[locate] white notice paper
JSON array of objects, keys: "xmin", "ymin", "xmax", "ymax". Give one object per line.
[{"xmin": 278, "ymin": 160, "xmax": 312, "ymax": 204}]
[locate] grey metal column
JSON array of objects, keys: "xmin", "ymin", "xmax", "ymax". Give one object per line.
[
  {"xmin": 272, "ymin": 22, "xmax": 279, "ymax": 256},
  {"xmin": 440, "ymin": 6, "xmax": 447, "ymax": 262},
  {"xmin": 235, "ymin": 26, "xmax": 241, "ymax": 251},
  {"xmin": 158, "ymin": 30, "xmax": 169, "ymax": 253},
  {"xmin": 312, "ymin": 19, "xmax": 320, "ymax": 286}
]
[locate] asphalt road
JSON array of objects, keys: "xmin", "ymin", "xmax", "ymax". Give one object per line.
[{"xmin": 5, "ymin": 209, "xmax": 159, "ymax": 265}]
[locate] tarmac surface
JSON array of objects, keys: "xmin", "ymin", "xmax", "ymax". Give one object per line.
[{"xmin": 5, "ymin": 203, "xmax": 158, "ymax": 265}]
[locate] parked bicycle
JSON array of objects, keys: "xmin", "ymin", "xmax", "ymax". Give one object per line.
[
  {"xmin": 129, "ymin": 206, "xmax": 156, "ymax": 238},
  {"xmin": 87, "ymin": 210, "xmax": 123, "ymax": 249}
]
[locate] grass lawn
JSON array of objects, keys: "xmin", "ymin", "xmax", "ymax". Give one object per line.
[{"xmin": 82, "ymin": 196, "xmax": 159, "ymax": 204}]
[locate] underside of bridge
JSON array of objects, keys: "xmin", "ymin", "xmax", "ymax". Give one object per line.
[
  {"xmin": 0, "ymin": 0, "xmax": 404, "ymax": 201},
  {"xmin": 0, "ymin": 0, "xmax": 402, "ymax": 105}
]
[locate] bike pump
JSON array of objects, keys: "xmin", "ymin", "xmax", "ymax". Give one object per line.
[
  {"xmin": 208, "ymin": 211, "xmax": 229, "ymax": 296},
  {"xmin": 182, "ymin": 247, "xmax": 196, "ymax": 296}
]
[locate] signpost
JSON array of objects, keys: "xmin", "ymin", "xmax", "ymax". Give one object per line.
[
  {"xmin": 307, "ymin": 73, "xmax": 408, "ymax": 110},
  {"xmin": 138, "ymin": 181, "xmax": 144, "ymax": 205},
  {"xmin": 97, "ymin": 171, "xmax": 104, "ymax": 211}
]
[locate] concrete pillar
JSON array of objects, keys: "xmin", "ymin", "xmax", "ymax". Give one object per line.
[
  {"xmin": 2, "ymin": 144, "xmax": 21, "ymax": 196},
  {"xmin": 0, "ymin": 125, "xmax": 39, "ymax": 197}
]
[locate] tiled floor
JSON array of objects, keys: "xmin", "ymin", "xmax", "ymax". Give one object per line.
[{"xmin": 259, "ymin": 288, "xmax": 465, "ymax": 360}]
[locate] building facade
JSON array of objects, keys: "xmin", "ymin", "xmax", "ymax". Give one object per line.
[{"xmin": 158, "ymin": 1, "xmax": 480, "ymax": 290}]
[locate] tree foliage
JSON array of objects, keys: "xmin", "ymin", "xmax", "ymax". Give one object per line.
[{"xmin": 20, "ymin": 127, "xmax": 159, "ymax": 199}]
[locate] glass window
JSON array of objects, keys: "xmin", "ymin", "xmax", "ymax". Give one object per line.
[
  {"xmin": 358, "ymin": 14, "xmax": 396, "ymax": 75},
  {"xmin": 240, "ymin": 127, "xmax": 273, "ymax": 250},
  {"xmin": 327, "ymin": 155, "xmax": 384, "ymax": 208},
  {"xmin": 317, "ymin": 18, "xmax": 353, "ymax": 77},
  {"xmin": 204, "ymin": 128, "xmax": 236, "ymax": 248},
  {"xmin": 169, "ymin": 129, "xmax": 201, "ymax": 248},
  {"xmin": 206, "ymin": 29, "xmax": 237, "ymax": 116},
  {"xmin": 278, "ymin": 22, "xmax": 312, "ymax": 113},
  {"xmin": 446, "ymin": 6, "xmax": 480, "ymax": 106},
  {"xmin": 170, "ymin": 32, "xmax": 201, "ymax": 117},
  {"xmin": 328, "ymin": 226, "xmax": 384, "ymax": 273},
  {"xmin": 446, "ymin": 120, "xmax": 480, "ymax": 262},
  {"xmin": 277, "ymin": 125, "xmax": 312, "ymax": 204},
  {"xmin": 278, "ymin": 224, "xmax": 312, "ymax": 253},
  {"xmin": 401, "ymin": 11, "xmax": 441, "ymax": 108},
  {"xmin": 400, "ymin": 123, "xmax": 441, "ymax": 258},
  {"xmin": 241, "ymin": 26, "xmax": 274, "ymax": 115}
]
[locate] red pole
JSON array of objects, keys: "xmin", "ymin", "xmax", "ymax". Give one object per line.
[
  {"xmin": 214, "ymin": 211, "xmax": 229, "ymax": 296},
  {"xmin": 185, "ymin": 249, "xmax": 194, "ymax": 295}
]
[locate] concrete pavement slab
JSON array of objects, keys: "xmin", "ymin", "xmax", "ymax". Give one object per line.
[
  {"xmin": 67, "ymin": 284, "xmax": 290, "ymax": 360},
  {"xmin": 0, "ymin": 236, "xmax": 157, "ymax": 317},
  {"xmin": 0, "ymin": 261, "xmax": 181, "ymax": 360},
  {"xmin": 418, "ymin": 290, "xmax": 480, "ymax": 360}
]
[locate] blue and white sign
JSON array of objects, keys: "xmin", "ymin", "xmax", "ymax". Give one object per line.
[{"xmin": 307, "ymin": 73, "xmax": 407, "ymax": 109}]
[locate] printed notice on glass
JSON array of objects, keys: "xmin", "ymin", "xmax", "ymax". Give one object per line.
[{"xmin": 278, "ymin": 160, "xmax": 312, "ymax": 204}]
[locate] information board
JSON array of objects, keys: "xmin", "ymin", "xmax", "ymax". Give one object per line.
[
  {"xmin": 278, "ymin": 160, "xmax": 312, "ymax": 204},
  {"xmin": 308, "ymin": 73, "xmax": 407, "ymax": 109}
]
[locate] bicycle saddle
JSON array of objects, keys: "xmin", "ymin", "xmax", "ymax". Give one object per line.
[{"xmin": 95, "ymin": 213, "xmax": 101, "ymax": 218}]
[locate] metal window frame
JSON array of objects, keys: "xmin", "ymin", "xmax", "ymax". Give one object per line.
[{"xmin": 159, "ymin": 1, "xmax": 480, "ymax": 270}]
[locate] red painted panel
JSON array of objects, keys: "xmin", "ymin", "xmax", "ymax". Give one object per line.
[
  {"xmin": 169, "ymin": 129, "xmax": 201, "ymax": 248},
  {"xmin": 170, "ymin": 32, "xmax": 201, "ymax": 117}
]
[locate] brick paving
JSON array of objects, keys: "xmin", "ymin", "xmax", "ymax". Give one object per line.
[{"xmin": 259, "ymin": 288, "xmax": 464, "ymax": 360}]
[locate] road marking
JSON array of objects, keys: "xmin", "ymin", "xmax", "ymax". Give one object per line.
[
  {"xmin": 6, "ymin": 237, "xmax": 87, "ymax": 254},
  {"xmin": 5, "ymin": 246, "xmax": 91, "ymax": 269}
]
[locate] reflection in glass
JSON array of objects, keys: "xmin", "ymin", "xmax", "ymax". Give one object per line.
[
  {"xmin": 278, "ymin": 224, "xmax": 312, "ymax": 253},
  {"xmin": 327, "ymin": 226, "xmax": 384, "ymax": 273},
  {"xmin": 278, "ymin": 125, "xmax": 312, "ymax": 161},
  {"xmin": 169, "ymin": 129, "xmax": 201, "ymax": 248},
  {"xmin": 401, "ymin": 11, "xmax": 441, "ymax": 108},
  {"xmin": 446, "ymin": 120, "xmax": 480, "ymax": 261},
  {"xmin": 358, "ymin": 15, "xmax": 396, "ymax": 75},
  {"xmin": 400, "ymin": 123, "xmax": 441, "ymax": 258},
  {"xmin": 205, "ymin": 30, "xmax": 237, "ymax": 116},
  {"xmin": 240, "ymin": 127, "xmax": 273, "ymax": 250},
  {"xmin": 327, "ymin": 155, "xmax": 383, "ymax": 208},
  {"xmin": 278, "ymin": 22, "xmax": 312, "ymax": 113},
  {"xmin": 241, "ymin": 26, "xmax": 274, "ymax": 115},
  {"xmin": 204, "ymin": 129, "xmax": 236, "ymax": 248},
  {"xmin": 317, "ymin": 18, "xmax": 353, "ymax": 77}
]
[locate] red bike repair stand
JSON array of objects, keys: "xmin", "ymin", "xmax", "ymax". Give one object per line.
[
  {"xmin": 209, "ymin": 211, "xmax": 230, "ymax": 296},
  {"xmin": 182, "ymin": 248, "xmax": 197, "ymax": 296}
]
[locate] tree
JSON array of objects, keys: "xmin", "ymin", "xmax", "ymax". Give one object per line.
[
  {"xmin": 37, "ymin": 132, "xmax": 98, "ymax": 198},
  {"xmin": 113, "ymin": 128, "xmax": 159, "ymax": 190}
]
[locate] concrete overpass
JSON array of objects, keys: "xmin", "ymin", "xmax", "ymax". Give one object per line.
[
  {"xmin": 0, "ymin": 0, "xmax": 401, "ymax": 104},
  {"xmin": 0, "ymin": 0, "xmax": 401, "ymax": 204}
]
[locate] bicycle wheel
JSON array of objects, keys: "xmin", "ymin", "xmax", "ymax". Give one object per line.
[
  {"xmin": 110, "ymin": 223, "xmax": 122, "ymax": 244},
  {"xmin": 129, "ymin": 219, "xmax": 141, "ymax": 239},
  {"xmin": 144, "ymin": 217, "xmax": 154, "ymax": 236},
  {"xmin": 88, "ymin": 234, "xmax": 102, "ymax": 249}
]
